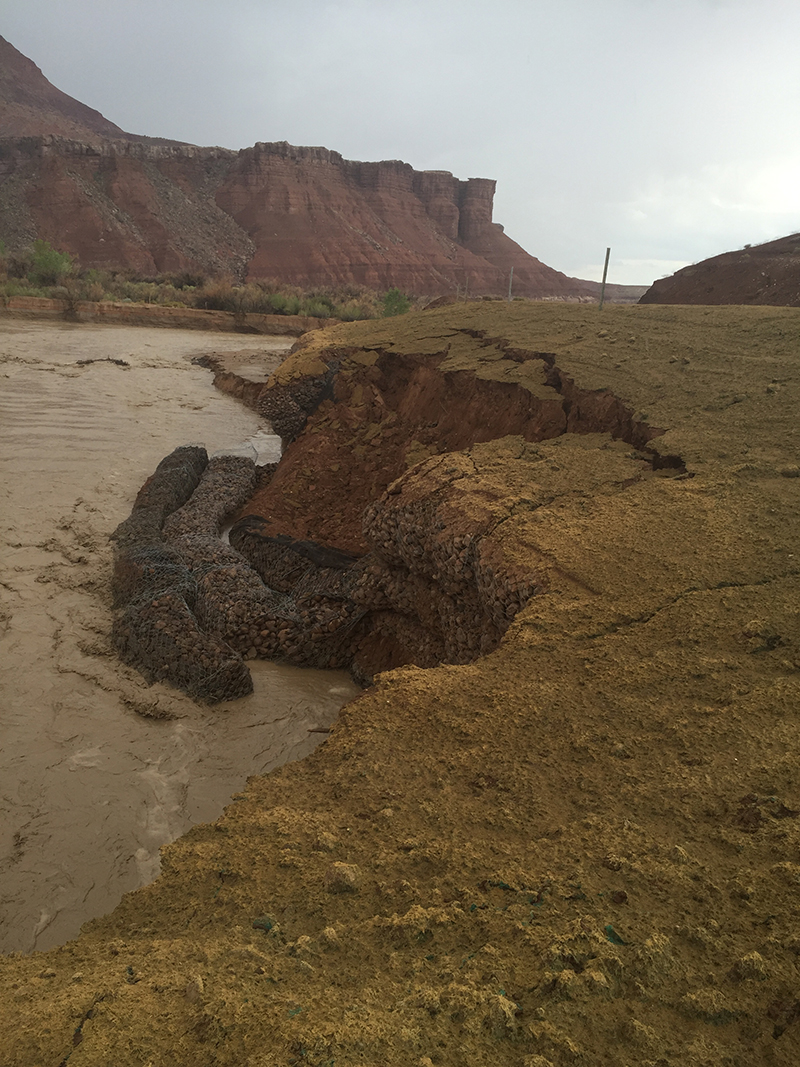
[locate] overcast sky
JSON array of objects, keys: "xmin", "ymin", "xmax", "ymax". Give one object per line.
[{"xmin": 4, "ymin": 0, "xmax": 800, "ymax": 285}]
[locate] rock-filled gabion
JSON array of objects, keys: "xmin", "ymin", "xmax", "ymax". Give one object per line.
[
  {"xmin": 228, "ymin": 516, "xmax": 368, "ymax": 669},
  {"xmin": 112, "ymin": 587, "xmax": 254, "ymax": 703},
  {"xmin": 351, "ymin": 492, "xmax": 543, "ymax": 670},
  {"xmin": 110, "ymin": 441, "xmax": 544, "ymax": 700},
  {"xmin": 111, "ymin": 446, "xmax": 255, "ymax": 703},
  {"xmin": 112, "ymin": 447, "xmax": 369, "ymax": 701},
  {"xmin": 111, "ymin": 542, "xmax": 196, "ymax": 610},
  {"xmin": 230, "ymin": 486, "xmax": 542, "ymax": 681},
  {"xmin": 110, "ymin": 444, "xmax": 208, "ymax": 550},
  {"xmin": 162, "ymin": 453, "xmax": 258, "ymax": 540},
  {"xmin": 166, "ymin": 532, "xmax": 299, "ymax": 657},
  {"xmin": 257, "ymin": 362, "xmax": 338, "ymax": 443}
]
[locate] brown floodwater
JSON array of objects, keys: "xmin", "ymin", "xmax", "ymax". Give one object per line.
[{"xmin": 0, "ymin": 321, "xmax": 360, "ymax": 955}]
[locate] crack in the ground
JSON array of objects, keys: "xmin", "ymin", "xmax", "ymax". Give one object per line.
[
  {"xmin": 455, "ymin": 328, "xmax": 687, "ymax": 473},
  {"xmin": 567, "ymin": 568, "xmax": 800, "ymax": 642}
]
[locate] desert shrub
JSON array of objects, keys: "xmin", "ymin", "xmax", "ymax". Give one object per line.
[
  {"xmin": 196, "ymin": 283, "xmax": 274, "ymax": 315},
  {"xmin": 330, "ymin": 285, "xmax": 382, "ymax": 320},
  {"xmin": 0, "ymin": 278, "xmax": 46, "ymax": 299},
  {"xmin": 305, "ymin": 290, "xmax": 337, "ymax": 312},
  {"xmin": 153, "ymin": 282, "xmax": 184, "ymax": 306},
  {"xmin": 300, "ymin": 299, "xmax": 331, "ymax": 319},
  {"xmin": 82, "ymin": 281, "xmax": 104, "ymax": 302},
  {"xmin": 273, "ymin": 294, "xmax": 302, "ymax": 313},
  {"xmin": 170, "ymin": 270, "xmax": 206, "ymax": 290},
  {"xmin": 278, "ymin": 294, "xmax": 302, "ymax": 316},
  {"xmin": 337, "ymin": 300, "xmax": 376, "ymax": 321},
  {"xmin": 0, "ymin": 260, "xmax": 410, "ymax": 320},
  {"xmin": 29, "ymin": 240, "xmax": 74, "ymax": 287},
  {"xmin": 382, "ymin": 287, "xmax": 411, "ymax": 317},
  {"xmin": 263, "ymin": 291, "xmax": 288, "ymax": 314},
  {"xmin": 249, "ymin": 288, "xmax": 290, "ymax": 315},
  {"xmin": 79, "ymin": 268, "xmax": 115, "ymax": 300},
  {"xmin": 7, "ymin": 249, "xmax": 33, "ymax": 279},
  {"xmin": 194, "ymin": 283, "xmax": 237, "ymax": 313}
]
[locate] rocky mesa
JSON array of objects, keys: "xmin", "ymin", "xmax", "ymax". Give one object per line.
[{"xmin": 0, "ymin": 36, "xmax": 643, "ymax": 301}]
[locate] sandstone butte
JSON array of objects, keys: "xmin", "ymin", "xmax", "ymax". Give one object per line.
[
  {"xmin": 2, "ymin": 299, "xmax": 799, "ymax": 1066},
  {"xmin": 0, "ymin": 36, "xmax": 644, "ymax": 302}
]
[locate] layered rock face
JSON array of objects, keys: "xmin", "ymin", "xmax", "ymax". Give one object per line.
[
  {"xmin": 0, "ymin": 134, "xmax": 598, "ymax": 296},
  {"xmin": 0, "ymin": 37, "xmax": 644, "ymax": 299},
  {"xmin": 0, "ymin": 137, "xmax": 253, "ymax": 277},
  {"xmin": 640, "ymin": 232, "xmax": 800, "ymax": 305},
  {"xmin": 217, "ymin": 142, "xmax": 558, "ymax": 294}
]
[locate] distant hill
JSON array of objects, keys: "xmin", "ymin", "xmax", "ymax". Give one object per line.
[
  {"xmin": 639, "ymin": 233, "xmax": 800, "ymax": 306},
  {"xmin": 0, "ymin": 35, "xmax": 183, "ymax": 144},
  {"xmin": 0, "ymin": 34, "xmax": 135, "ymax": 141},
  {"xmin": 0, "ymin": 36, "xmax": 643, "ymax": 301}
]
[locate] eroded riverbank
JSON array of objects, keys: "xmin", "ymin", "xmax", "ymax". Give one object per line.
[
  {"xmin": 0, "ymin": 322, "xmax": 359, "ymax": 953},
  {"xmin": 1, "ymin": 304, "xmax": 800, "ymax": 1066}
]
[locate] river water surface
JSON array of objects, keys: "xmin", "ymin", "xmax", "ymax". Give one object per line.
[{"xmin": 0, "ymin": 321, "xmax": 359, "ymax": 955}]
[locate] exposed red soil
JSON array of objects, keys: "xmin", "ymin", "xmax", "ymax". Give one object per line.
[
  {"xmin": 640, "ymin": 232, "xmax": 800, "ymax": 306},
  {"xmin": 242, "ymin": 331, "xmax": 673, "ymax": 556}
]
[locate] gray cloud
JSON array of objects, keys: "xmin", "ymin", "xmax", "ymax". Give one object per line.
[{"xmin": 4, "ymin": 0, "xmax": 799, "ymax": 284}]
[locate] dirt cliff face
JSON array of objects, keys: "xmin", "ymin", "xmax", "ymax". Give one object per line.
[
  {"xmin": 247, "ymin": 316, "xmax": 677, "ymax": 556},
  {"xmin": 640, "ymin": 232, "xmax": 800, "ymax": 306},
  {"xmin": 230, "ymin": 313, "xmax": 680, "ymax": 680},
  {"xmin": 3, "ymin": 302, "xmax": 798, "ymax": 1066}
]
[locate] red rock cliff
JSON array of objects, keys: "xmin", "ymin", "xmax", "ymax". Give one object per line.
[
  {"xmin": 0, "ymin": 137, "xmax": 252, "ymax": 277},
  {"xmin": 0, "ymin": 36, "xmax": 643, "ymax": 300},
  {"xmin": 215, "ymin": 141, "xmax": 590, "ymax": 297}
]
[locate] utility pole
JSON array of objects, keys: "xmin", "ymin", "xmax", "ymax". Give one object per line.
[
  {"xmin": 598, "ymin": 247, "xmax": 611, "ymax": 310},
  {"xmin": 507, "ymin": 266, "xmax": 514, "ymax": 302}
]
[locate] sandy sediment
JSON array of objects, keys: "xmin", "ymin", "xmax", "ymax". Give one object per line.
[{"xmin": 1, "ymin": 304, "xmax": 800, "ymax": 1065}]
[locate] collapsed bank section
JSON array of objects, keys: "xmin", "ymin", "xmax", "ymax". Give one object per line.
[
  {"xmin": 111, "ymin": 311, "xmax": 683, "ymax": 701},
  {"xmin": 9, "ymin": 303, "xmax": 800, "ymax": 1066}
]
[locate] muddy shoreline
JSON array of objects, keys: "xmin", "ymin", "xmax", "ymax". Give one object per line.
[
  {"xmin": 1, "ymin": 295, "xmax": 333, "ymax": 335},
  {"xmin": 0, "ymin": 321, "xmax": 359, "ymax": 954}
]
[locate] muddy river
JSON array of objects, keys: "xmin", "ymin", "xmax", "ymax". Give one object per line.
[{"xmin": 0, "ymin": 321, "xmax": 359, "ymax": 955}]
